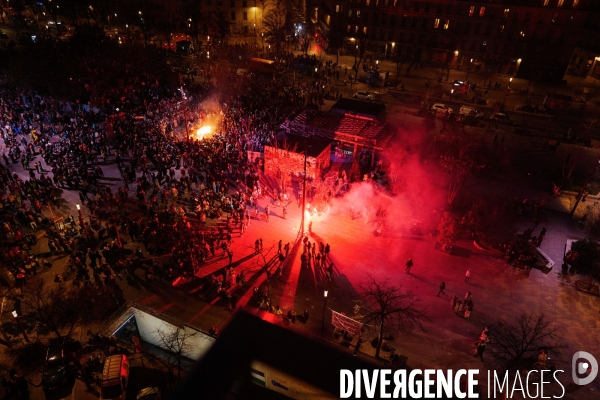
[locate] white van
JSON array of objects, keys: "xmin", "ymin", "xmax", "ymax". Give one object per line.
[
  {"xmin": 459, "ymin": 105, "xmax": 477, "ymax": 117},
  {"xmin": 101, "ymin": 354, "xmax": 130, "ymax": 400}
]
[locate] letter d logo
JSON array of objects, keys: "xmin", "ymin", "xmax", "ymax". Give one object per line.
[{"xmin": 572, "ymin": 351, "xmax": 598, "ymax": 385}]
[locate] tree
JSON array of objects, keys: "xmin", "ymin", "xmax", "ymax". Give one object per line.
[
  {"xmin": 262, "ymin": 5, "xmax": 287, "ymax": 54},
  {"xmin": 487, "ymin": 313, "xmax": 565, "ymax": 371},
  {"xmin": 581, "ymin": 201, "xmax": 600, "ymax": 243},
  {"xmin": 212, "ymin": 11, "xmax": 231, "ymax": 45},
  {"xmin": 359, "ymin": 275, "xmax": 426, "ymax": 359},
  {"xmin": 328, "ymin": 14, "xmax": 346, "ymax": 64},
  {"xmin": 179, "ymin": 0, "xmax": 203, "ymax": 47},
  {"xmin": 19, "ymin": 277, "xmax": 119, "ymax": 340},
  {"xmin": 153, "ymin": 326, "xmax": 199, "ymax": 385},
  {"xmin": 438, "ymin": 134, "xmax": 483, "ymax": 205}
]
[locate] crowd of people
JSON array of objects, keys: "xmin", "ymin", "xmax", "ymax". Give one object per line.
[{"xmin": 0, "ymin": 51, "xmax": 312, "ymax": 298}]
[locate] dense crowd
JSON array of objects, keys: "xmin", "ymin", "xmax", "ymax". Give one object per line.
[{"xmin": 0, "ymin": 58, "xmax": 307, "ymax": 295}]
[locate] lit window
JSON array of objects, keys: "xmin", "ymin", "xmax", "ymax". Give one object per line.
[
  {"xmin": 483, "ymin": 41, "xmax": 486, "ymax": 46},
  {"xmin": 499, "ymin": 25, "xmax": 504, "ymax": 33},
  {"xmin": 434, "ymin": 18, "xmax": 440, "ymax": 28},
  {"xmin": 347, "ymin": 25, "xmax": 351, "ymax": 32},
  {"xmin": 348, "ymin": 9, "xmax": 352, "ymax": 17},
  {"xmin": 363, "ymin": 26, "xmax": 367, "ymax": 34},
  {"xmin": 552, "ymin": 13, "xmax": 558, "ymax": 23},
  {"xmin": 444, "ymin": 20, "xmax": 449, "ymax": 29},
  {"xmin": 479, "ymin": 7, "xmax": 485, "ymax": 17},
  {"xmin": 336, "ymin": 5, "xmax": 340, "ymax": 13},
  {"xmin": 355, "ymin": 25, "xmax": 359, "ymax": 33},
  {"xmin": 357, "ymin": 10, "xmax": 361, "ymax": 18},
  {"xmin": 394, "ymin": 0, "xmax": 398, "ymax": 6},
  {"xmin": 503, "ymin": 8, "xmax": 509, "ymax": 18},
  {"xmin": 366, "ymin": 0, "xmax": 370, "ymax": 5},
  {"xmin": 573, "ymin": 0, "xmax": 579, "ymax": 7},
  {"xmin": 543, "ymin": 0, "xmax": 549, "ymax": 5},
  {"xmin": 469, "ymin": 6, "xmax": 474, "ymax": 17},
  {"xmin": 520, "ymin": 31, "xmax": 525, "ymax": 37},
  {"xmin": 558, "ymin": 0, "xmax": 564, "ymax": 6}
]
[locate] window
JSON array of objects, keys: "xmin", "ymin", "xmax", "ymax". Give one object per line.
[
  {"xmin": 499, "ymin": 24, "xmax": 505, "ymax": 33},
  {"xmin": 373, "ymin": 12, "xmax": 378, "ymax": 23},
  {"xmin": 547, "ymin": 30, "xmax": 553, "ymax": 41},
  {"xmin": 485, "ymin": 24, "xmax": 491, "ymax": 35},
  {"xmin": 382, "ymin": 14, "xmax": 387, "ymax": 24},
  {"xmin": 503, "ymin": 8, "xmax": 509, "ymax": 19},
  {"xmin": 363, "ymin": 26, "xmax": 368, "ymax": 34},
  {"xmin": 357, "ymin": 10, "xmax": 361, "ymax": 18},
  {"xmin": 552, "ymin": 13, "xmax": 558, "ymax": 23},
  {"xmin": 394, "ymin": 0, "xmax": 398, "ymax": 7},
  {"xmin": 474, "ymin": 23, "xmax": 480, "ymax": 34},
  {"xmin": 434, "ymin": 18, "xmax": 440, "ymax": 28},
  {"xmin": 444, "ymin": 20, "xmax": 449, "ymax": 29},
  {"xmin": 347, "ymin": 25, "xmax": 351, "ymax": 32},
  {"xmin": 573, "ymin": 0, "xmax": 579, "ymax": 7},
  {"xmin": 231, "ymin": 1, "xmax": 235, "ymax": 7},
  {"xmin": 243, "ymin": 1, "xmax": 247, "ymax": 6},
  {"xmin": 479, "ymin": 7, "xmax": 485, "ymax": 17},
  {"xmin": 543, "ymin": 0, "xmax": 549, "ymax": 5},
  {"xmin": 558, "ymin": 0, "xmax": 564, "ymax": 6},
  {"xmin": 401, "ymin": 15, "xmax": 407, "ymax": 27},
  {"xmin": 525, "ymin": 11, "xmax": 530, "ymax": 22},
  {"xmin": 390, "ymin": 15, "xmax": 396, "ymax": 25},
  {"xmin": 469, "ymin": 6, "xmax": 474, "ymax": 17},
  {"xmin": 422, "ymin": 18, "xmax": 428, "ymax": 28},
  {"xmin": 424, "ymin": 2, "xmax": 430, "ymax": 12},
  {"xmin": 366, "ymin": 0, "xmax": 370, "ymax": 5},
  {"xmin": 336, "ymin": 4, "xmax": 340, "ymax": 13},
  {"xmin": 411, "ymin": 17, "xmax": 416, "ymax": 28},
  {"xmin": 355, "ymin": 25, "xmax": 359, "ymax": 33},
  {"xmin": 465, "ymin": 22, "xmax": 471, "ymax": 33},
  {"xmin": 348, "ymin": 9, "xmax": 352, "ymax": 17},
  {"xmin": 231, "ymin": 11, "xmax": 236, "ymax": 20},
  {"xmin": 243, "ymin": 11, "xmax": 247, "ymax": 20}
]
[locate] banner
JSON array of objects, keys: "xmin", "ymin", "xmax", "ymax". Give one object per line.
[{"xmin": 331, "ymin": 310, "xmax": 362, "ymax": 337}]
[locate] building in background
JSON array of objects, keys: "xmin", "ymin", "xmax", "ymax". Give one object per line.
[{"xmin": 316, "ymin": 0, "xmax": 600, "ymax": 82}]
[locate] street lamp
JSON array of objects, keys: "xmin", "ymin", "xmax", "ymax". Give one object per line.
[
  {"xmin": 76, "ymin": 203, "xmax": 88, "ymax": 236},
  {"xmin": 321, "ymin": 290, "xmax": 328, "ymax": 335},
  {"xmin": 300, "ymin": 141, "xmax": 311, "ymax": 235},
  {"xmin": 466, "ymin": 58, "xmax": 473, "ymax": 81},
  {"xmin": 12, "ymin": 310, "xmax": 30, "ymax": 343}
]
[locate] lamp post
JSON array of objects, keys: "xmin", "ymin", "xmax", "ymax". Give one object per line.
[
  {"xmin": 76, "ymin": 204, "xmax": 88, "ymax": 236},
  {"xmin": 300, "ymin": 140, "xmax": 309, "ymax": 235},
  {"xmin": 12, "ymin": 311, "xmax": 30, "ymax": 344},
  {"xmin": 466, "ymin": 58, "xmax": 473, "ymax": 81},
  {"xmin": 321, "ymin": 290, "xmax": 328, "ymax": 335},
  {"xmin": 179, "ymin": 74, "xmax": 190, "ymax": 142},
  {"xmin": 261, "ymin": 33, "xmax": 264, "ymax": 52},
  {"xmin": 570, "ymin": 156, "xmax": 600, "ymax": 217}
]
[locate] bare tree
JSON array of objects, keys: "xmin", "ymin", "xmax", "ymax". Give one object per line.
[
  {"xmin": 487, "ymin": 313, "xmax": 565, "ymax": 371},
  {"xmin": 154, "ymin": 326, "xmax": 199, "ymax": 385},
  {"xmin": 262, "ymin": 5, "xmax": 287, "ymax": 54},
  {"xmin": 19, "ymin": 277, "xmax": 118, "ymax": 340},
  {"xmin": 359, "ymin": 275, "xmax": 426, "ymax": 359}
]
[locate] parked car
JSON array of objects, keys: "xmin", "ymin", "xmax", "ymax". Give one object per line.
[
  {"xmin": 353, "ymin": 91, "xmax": 373, "ymax": 101},
  {"xmin": 490, "ymin": 112, "xmax": 512, "ymax": 124},
  {"xmin": 42, "ymin": 345, "xmax": 69, "ymax": 392},
  {"xmin": 430, "ymin": 103, "xmax": 453, "ymax": 114}
]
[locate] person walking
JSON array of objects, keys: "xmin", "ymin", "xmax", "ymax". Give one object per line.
[
  {"xmin": 265, "ymin": 205, "xmax": 270, "ymax": 222},
  {"xmin": 465, "ymin": 269, "xmax": 471, "ymax": 282},
  {"xmin": 437, "ymin": 282, "xmax": 446, "ymax": 296},
  {"xmin": 405, "ymin": 258, "xmax": 413, "ymax": 273},
  {"xmin": 282, "ymin": 205, "xmax": 287, "ymax": 219},
  {"xmin": 473, "ymin": 339, "xmax": 487, "ymax": 361}
]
